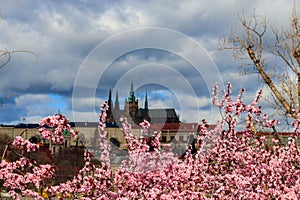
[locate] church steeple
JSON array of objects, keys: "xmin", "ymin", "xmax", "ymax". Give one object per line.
[
  {"xmin": 107, "ymin": 89, "xmax": 113, "ymax": 122},
  {"xmin": 114, "ymin": 91, "xmax": 120, "ymax": 110},
  {"xmin": 124, "ymin": 81, "xmax": 138, "ymax": 123},
  {"xmin": 108, "ymin": 89, "xmax": 113, "ymax": 110},
  {"xmin": 144, "ymin": 91, "xmax": 148, "ymax": 110},
  {"xmin": 128, "ymin": 81, "xmax": 136, "ymax": 103}
]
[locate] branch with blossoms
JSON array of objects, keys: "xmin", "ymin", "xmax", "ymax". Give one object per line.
[
  {"xmin": 0, "ymin": 156, "xmax": 55, "ymax": 199},
  {"xmin": 98, "ymin": 101, "xmax": 111, "ymax": 168},
  {"xmin": 38, "ymin": 113, "xmax": 78, "ymax": 143},
  {"xmin": 0, "ymin": 127, "xmax": 50, "ymax": 199},
  {"xmin": 45, "ymin": 102, "xmax": 115, "ymax": 199},
  {"xmin": 291, "ymin": 111, "xmax": 300, "ymax": 135},
  {"xmin": 1, "ymin": 128, "xmax": 39, "ymax": 161},
  {"xmin": 120, "ymin": 116, "xmax": 150, "ymax": 153},
  {"xmin": 0, "ymin": 113, "xmax": 79, "ymax": 199},
  {"xmin": 12, "ymin": 136, "xmax": 40, "ymax": 152},
  {"xmin": 212, "ymin": 82, "xmax": 279, "ymax": 133}
]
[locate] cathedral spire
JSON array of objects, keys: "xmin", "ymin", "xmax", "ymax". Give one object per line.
[
  {"xmin": 108, "ymin": 89, "xmax": 113, "ymax": 111},
  {"xmin": 144, "ymin": 90, "xmax": 148, "ymax": 110},
  {"xmin": 107, "ymin": 89, "xmax": 113, "ymax": 122},
  {"xmin": 128, "ymin": 81, "xmax": 136, "ymax": 103},
  {"xmin": 114, "ymin": 91, "xmax": 120, "ymax": 110}
]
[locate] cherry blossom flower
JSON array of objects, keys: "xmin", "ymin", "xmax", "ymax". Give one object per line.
[{"xmin": 2, "ymin": 84, "xmax": 300, "ymax": 199}]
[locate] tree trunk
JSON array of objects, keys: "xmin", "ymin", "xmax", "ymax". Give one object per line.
[{"xmin": 246, "ymin": 45, "xmax": 293, "ymax": 117}]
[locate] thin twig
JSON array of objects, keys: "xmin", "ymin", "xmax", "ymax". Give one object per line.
[{"xmin": 0, "ymin": 50, "xmax": 38, "ymax": 70}]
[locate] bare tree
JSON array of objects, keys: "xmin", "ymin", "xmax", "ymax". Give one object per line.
[{"xmin": 221, "ymin": 3, "xmax": 300, "ymax": 119}]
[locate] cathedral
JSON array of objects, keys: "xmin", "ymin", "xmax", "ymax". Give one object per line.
[{"xmin": 106, "ymin": 82, "xmax": 180, "ymax": 125}]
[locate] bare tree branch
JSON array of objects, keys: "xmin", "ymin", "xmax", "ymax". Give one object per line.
[
  {"xmin": 221, "ymin": 7, "xmax": 300, "ymax": 120},
  {"xmin": 0, "ymin": 50, "xmax": 38, "ymax": 70}
]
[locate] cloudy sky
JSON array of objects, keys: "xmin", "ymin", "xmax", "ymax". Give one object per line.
[{"xmin": 0, "ymin": 0, "xmax": 298, "ymax": 125}]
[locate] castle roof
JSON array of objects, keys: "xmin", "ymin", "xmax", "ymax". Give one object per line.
[
  {"xmin": 150, "ymin": 122, "xmax": 198, "ymax": 132},
  {"xmin": 136, "ymin": 108, "xmax": 180, "ymax": 124}
]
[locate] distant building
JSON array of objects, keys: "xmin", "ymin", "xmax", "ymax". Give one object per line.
[{"xmin": 107, "ymin": 81, "xmax": 180, "ymax": 125}]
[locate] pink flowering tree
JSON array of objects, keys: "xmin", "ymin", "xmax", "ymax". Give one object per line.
[
  {"xmin": 103, "ymin": 83, "xmax": 300, "ymax": 199},
  {"xmin": 1, "ymin": 83, "xmax": 300, "ymax": 199},
  {"xmin": 0, "ymin": 113, "xmax": 76, "ymax": 199},
  {"xmin": 195, "ymin": 83, "xmax": 300, "ymax": 199},
  {"xmin": 112, "ymin": 82, "xmax": 300, "ymax": 199},
  {"xmin": 45, "ymin": 102, "xmax": 115, "ymax": 199}
]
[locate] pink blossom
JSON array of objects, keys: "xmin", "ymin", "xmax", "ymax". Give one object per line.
[
  {"xmin": 2, "ymin": 84, "xmax": 300, "ymax": 199},
  {"xmin": 12, "ymin": 136, "xmax": 40, "ymax": 152},
  {"xmin": 38, "ymin": 113, "xmax": 78, "ymax": 144}
]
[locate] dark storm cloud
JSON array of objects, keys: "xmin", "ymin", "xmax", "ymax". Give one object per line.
[{"xmin": 0, "ymin": 0, "xmax": 297, "ymax": 123}]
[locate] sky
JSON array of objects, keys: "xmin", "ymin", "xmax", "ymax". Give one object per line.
[{"xmin": 0, "ymin": 0, "xmax": 298, "ymax": 125}]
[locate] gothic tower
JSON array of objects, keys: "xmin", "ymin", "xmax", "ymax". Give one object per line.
[
  {"xmin": 114, "ymin": 91, "xmax": 120, "ymax": 111},
  {"xmin": 106, "ymin": 89, "xmax": 114, "ymax": 122},
  {"xmin": 144, "ymin": 91, "xmax": 148, "ymax": 110},
  {"xmin": 124, "ymin": 81, "xmax": 138, "ymax": 122},
  {"xmin": 144, "ymin": 91, "xmax": 150, "ymax": 122}
]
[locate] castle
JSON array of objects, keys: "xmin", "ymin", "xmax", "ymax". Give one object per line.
[{"xmin": 106, "ymin": 82, "xmax": 180, "ymax": 125}]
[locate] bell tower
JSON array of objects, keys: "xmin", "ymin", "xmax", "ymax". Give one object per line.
[{"xmin": 124, "ymin": 81, "xmax": 138, "ymax": 122}]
